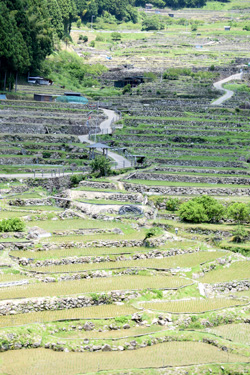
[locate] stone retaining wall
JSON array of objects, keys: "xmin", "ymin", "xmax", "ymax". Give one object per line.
[
  {"xmin": 0, "ymin": 290, "xmax": 140, "ymax": 316},
  {"xmin": 79, "ymin": 181, "xmax": 117, "ymax": 190},
  {"xmin": 16, "ymin": 248, "xmax": 197, "ymax": 267},
  {"xmin": 124, "ymin": 182, "xmax": 250, "ymax": 196},
  {"xmin": 129, "ymin": 173, "xmax": 250, "ymax": 186}
]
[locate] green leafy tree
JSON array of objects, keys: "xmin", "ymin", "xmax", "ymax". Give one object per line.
[
  {"xmin": 227, "ymin": 202, "xmax": 249, "ymax": 224},
  {"xmin": 194, "ymin": 196, "xmax": 224, "ymax": 223},
  {"xmin": 142, "ymin": 15, "xmax": 164, "ymax": 31},
  {"xmin": 179, "ymin": 196, "xmax": 224, "ymax": 223},
  {"xmin": 179, "ymin": 200, "xmax": 208, "ymax": 223},
  {"xmin": 111, "ymin": 32, "xmax": 122, "ymax": 41},
  {"xmin": 90, "ymin": 155, "xmax": 111, "ymax": 177}
]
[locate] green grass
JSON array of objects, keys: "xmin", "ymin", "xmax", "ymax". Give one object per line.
[
  {"xmin": 140, "ymin": 298, "xmax": 247, "ymax": 313},
  {"xmin": 210, "ymin": 324, "xmax": 250, "ymax": 345},
  {"xmin": 201, "ymin": 261, "xmax": 250, "ymax": 283},
  {"xmin": 0, "ymin": 343, "xmax": 248, "ymax": 375},
  {"xmin": 0, "ymin": 275, "xmax": 190, "ymax": 300},
  {"xmin": 0, "ymin": 305, "xmax": 137, "ymax": 328},
  {"xmin": 25, "ymin": 251, "xmax": 225, "ymax": 273}
]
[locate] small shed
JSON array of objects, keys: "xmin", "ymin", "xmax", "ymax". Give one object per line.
[
  {"xmin": 34, "ymin": 94, "xmax": 53, "ymax": 102},
  {"xmin": 87, "ymin": 143, "xmax": 111, "ymax": 159},
  {"xmin": 145, "ymin": 3, "xmax": 153, "ymax": 9},
  {"xmin": 224, "ymin": 26, "xmax": 231, "ymax": 31},
  {"xmin": 169, "ymin": 13, "xmax": 174, "ymax": 18},
  {"xmin": 64, "ymin": 92, "xmax": 81, "ymax": 97}
]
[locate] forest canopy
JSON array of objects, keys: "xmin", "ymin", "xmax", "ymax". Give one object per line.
[{"xmin": 0, "ymin": 0, "xmax": 207, "ymax": 89}]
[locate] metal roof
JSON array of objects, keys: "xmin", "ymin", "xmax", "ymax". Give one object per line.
[{"xmin": 87, "ymin": 143, "xmax": 111, "ymax": 149}]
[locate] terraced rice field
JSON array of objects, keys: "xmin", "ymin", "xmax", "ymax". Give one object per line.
[
  {"xmin": 0, "ymin": 343, "xmax": 248, "ymax": 375},
  {"xmin": 1, "ymin": 15, "xmax": 250, "ymax": 375},
  {"xmin": 140, "ymin": 298, "xmax": 248, "ymax": 313}
]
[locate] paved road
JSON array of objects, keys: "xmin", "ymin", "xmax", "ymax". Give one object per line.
[
  {"xmin": 79, "ymin": 108, "xmax": 131, "ymax": 169},
  {"xmin": 212, "ymin": 72, "xmax": 243, "ymax": 106},
  {"xmin": 0, "ymin": 109, "xmax": 130, "ymax": 179}
]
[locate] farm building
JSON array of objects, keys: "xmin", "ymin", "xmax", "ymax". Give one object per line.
[
  {"xmin": 145, "ymin": 3, "xmax": 153, "ymax": 9},
  {"xmin": 34, "ymin": 94, "xmax": 53, "ymax": 102},
  {"xmin": 224, "ymin": 26, "xmax": 231, "ymax": 31}
]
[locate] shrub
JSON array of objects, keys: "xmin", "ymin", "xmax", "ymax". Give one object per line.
[
  {"xmin": 179, "ymin": 196, "xmax": 224, "ymax": 223},
  {"xmin": 111, "ymin": 32, "xmax": 122, "ymax": 41},
  {"xmin": 179, "ymin": 200, "xmax": 208, "ymax": 223},
  {"xmin": 122, "ymin": 84, "xmax": 131, "ymax": 94},
  {"xmin": 243, "ymin": 24, "xmax": 250, "ymax": 31},
  {"xmin": 42, "ymin": 151, "xmax": 51, "ymax": 159},
  {"xmin": 166, "ymin": 197, "xmax": 181, "ymax": 212},
  {"xmin": 0, "ymin": 218, "xmax": 25, "ymax": 232},
  {"xmin": 70, "ymin": 174, "xmax": 84, "ymax": 187},
  {"xmin": 142, "ymin": 15, "xmax": 164, "ymax": 31},
  {"xmin": 90, "ymin": 156, "xmax": 111, "ymax": 177},
  {"xmin": 232, "ymin": 226, "xmax": 248, "ymax": 243},
  {"xmin": 227, "ymin": 202, "xmax": 249, "ymax": 223},
  {"xmin": 89, "ymin": 41, "xmax": 95, "ymax": 47},
  {"xmin": 79, "ymin": 35, "xmax": 88, "ymax": 42},
  {"xmin": 144, "ymin": 228, "xmax": 158, "ymax": 240}
]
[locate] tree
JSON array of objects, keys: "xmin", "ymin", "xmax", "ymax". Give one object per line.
[
  {"xmin": 111, "ymin": 32, "xmax": 122, "ymax": 41},
  {"xmin": 179, "ymin": 200, "xmax": 208, "ymax": 223},
  {"xmin": 179, "ymin": 196, "xmax": 224, "ymax": 223},
  {"xmin": 227, "ymin": 202, "xmax": 249, "ymax": 224},
  {"xmin": 142, "ymin": 15, "xmax": 164, "ymax": 31},
  {"xmin": 194, "ymin": 196, "xmax": 224, "ymax": 223},
  {"xmin": 90, "ymin": 156, "xmax": 111, "ymax": 177}
]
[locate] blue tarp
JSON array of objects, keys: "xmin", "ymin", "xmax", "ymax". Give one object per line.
[
  {"xmin": 0, "ymin": 95, "xmax": 7, "ymax": 100},
  {"xmin": 56, "ymin": 95, "xmax": 88, "ymax": 104}
]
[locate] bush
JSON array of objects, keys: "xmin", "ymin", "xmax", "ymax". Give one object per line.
[
  {"xmin": 90, "ymin": 156, "xmax": 111, "ymax": 177},
  {"xmin": 70, "ymin": 174, "xmax": 84, "ymax": 187},
  {"xmin": 166, "ymin": 197, "xmax": 181, "ymax": 212},
  {"xmin": 227, "ymin": 202, "xmax": 249, "ymax": 223},
  {"xmin": 111, "ymin": 32, "xmax": 122, "ymax": 41},
  {"xmin": 122, "ymin": 84, "xmax": 131, "ymax": 94},
  {"xmin": 144, "ymin": 228, "xmax": 158, "ymax": 240},
  {"xmin": 142, "ymin": 15, "xmax": 164, "ymax": 31},
  {"xmin": 42, "ymin": 151, "xmax": 51, "ymax": 159},
  {"xmin": 179, "ymin": 200, "xmax": 208, "ymax": 223},
  {"xmin": 232, "ymin": 226, "xmax": 248, "ymax": 243},
  {"xmin": 243, "ymin": 24, "xmax": 250, "ymax": 31},
  {"xmin": 79, "ymin": 35, "xmax": 88, "ymax": 42},
  {"xmin": 0, "ymin": 218, "xmax": 25, "ymax": 232},
  {"xmin": 89, "ymin": 41, "xmax": 95, "ymax": 47},
  {"xmin": 179, "ymin": 196, "xmax": 224, "ymax": 223}
]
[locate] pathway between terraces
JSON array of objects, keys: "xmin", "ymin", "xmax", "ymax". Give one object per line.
[
  {"xmin": 212, "ymin": 72, "xmax": 243, "ymax": 106},
  {"xmin": 78, "ymin": 108, "xmax": 131, "ymax": 169},
  {"xmin": 0, "ymin": 109, "xmax": 131, "ymax": 179}
]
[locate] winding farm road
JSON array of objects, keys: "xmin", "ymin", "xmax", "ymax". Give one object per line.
[
  {"xmin": 212, "ymin": 72, "xmax": 243, "ymax": 106},
  {"xmin": 0, "ymin": 109, "xmax": 131, "ymax": 179},
  {"xmin": 79, "ymin": 108, "xmax": 131, "ymax": 169}
]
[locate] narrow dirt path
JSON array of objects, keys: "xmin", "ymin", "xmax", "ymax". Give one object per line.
[
  {"xmin": 212, "ymin": 72, "xmax": 243, "ymax": 106},
  {"xmin": 79, "ymin": 108, "xmax": 131, "ymax": 169}
]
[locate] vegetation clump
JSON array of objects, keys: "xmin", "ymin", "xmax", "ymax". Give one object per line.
[
  {"xmin": 179, "ymin": 196, "xmax": 224, "ymax": 223},
  {"xmin": 0, "ymin": 218, "xmax": 25, "ymax": 232}
]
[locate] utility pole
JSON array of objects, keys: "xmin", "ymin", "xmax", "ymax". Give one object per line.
[{"xmin": 91, "ymin": 15, "xmax": 95, "ymax": 31}]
